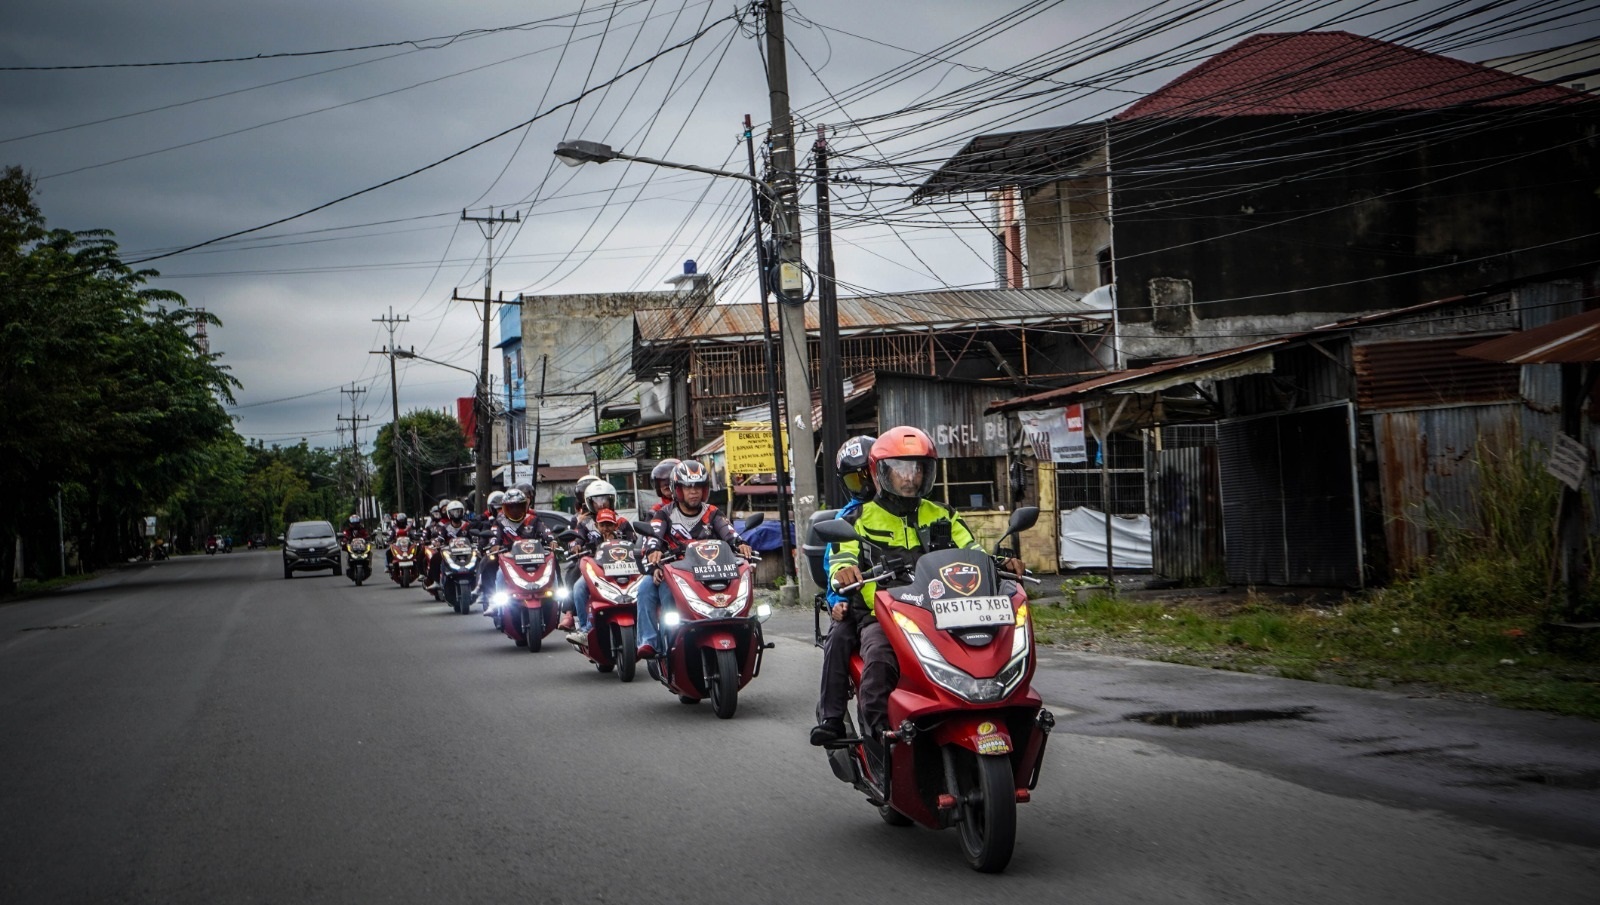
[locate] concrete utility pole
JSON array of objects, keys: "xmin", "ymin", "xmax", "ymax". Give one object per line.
[
  {"xmin": 763, "ymin": 0, "xmax": 820, "ymax": 601},
  {"xmin": 372, "ymin": 308, "xmax": 409, "ymax": 516},
  {"xmin": 454, "ymin": 208, "xmax": 521, "ymax": 509}
]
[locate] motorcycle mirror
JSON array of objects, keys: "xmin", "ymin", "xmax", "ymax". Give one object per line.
[
  {"xmin": 812, "ymin": 518, "xmax": 860, "ymax": 543},
  {"xmin": 741, "ymin": 512, "xmax": 764, "ymax": 532},
  {"xmin": 631, "ymin": 519, "xmax": 658, "ymax": 537},
  {"xmin": 1007, "ymin": 506, "xmax": 1040, "ymax": 535}
]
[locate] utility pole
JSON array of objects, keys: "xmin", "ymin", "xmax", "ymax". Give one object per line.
[
  {"xmin": 338, "ymin": 384, "xmax": 370, "ymax": 518},
  {"xmin": 814, "ymin": 124, "xmax": 846, "ymax": 509},
  {"xmin": 530, "ymin": 355, "xmax": 547, "ymax": 505},
  {"xmin": 744, "ymin": 114, "xmax": 796, "ymax": 586},
  {"xmin": 372, "ymin": 308, "xmax": 409, "ymax": 516},
  {"xmin": 763, "ymin": 0, "xmax": 820, "ymax": 602},
  {"xmin": 454, "ymin": 208, "xmax": 521, "ymax": 510}
]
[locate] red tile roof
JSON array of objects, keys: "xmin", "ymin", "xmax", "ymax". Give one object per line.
[{"xmin": 1117, "ymin": 31, "xmax": 1585, "ymax": 120}]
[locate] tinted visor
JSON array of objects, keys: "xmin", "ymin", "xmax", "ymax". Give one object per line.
[
  {"xmin": 841, "ymin": 470, "xmax": 869, "ymax": 496},
  {"xmin": 502, "ymin": 502, "xmax": 528, "ymax": 520}
]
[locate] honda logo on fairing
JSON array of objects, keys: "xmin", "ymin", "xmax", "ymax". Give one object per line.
[{"xmin": 939, "ymin": 563, "xmax": 982, "ymax": 596}]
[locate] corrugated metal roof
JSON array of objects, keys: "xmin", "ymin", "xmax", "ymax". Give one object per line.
[
  {"xmin": 1458, "ymin": 307, "xmax": 1600, "ymax": 364},
  {"xmin": 1117, "ymin": 31, "xmax": 1585, "ymax": 120},
  {"xmin": 637, "ymin": 289, "xmax": 1104, "ymax": 344},
  {"xmin": 1355, "ymin": 337, "xmax": 1520, "ymax": 410},
  {"xmin": 913, "ymin": 123, "xmax": 1105, "ymax": 200}
]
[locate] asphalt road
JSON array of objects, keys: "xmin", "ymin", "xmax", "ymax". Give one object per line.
[{"xmin": 1, "ymin": 550, "xmax": 1596, "ymax": 904}]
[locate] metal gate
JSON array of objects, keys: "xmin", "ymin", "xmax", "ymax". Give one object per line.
[
  {"xmin": 1146, "ymin": 425, "xmax": 1223, "ymax": 583},
  {"xmin": 1218, "ymin": 404, "xmax": 1363, "ymax": 587}
]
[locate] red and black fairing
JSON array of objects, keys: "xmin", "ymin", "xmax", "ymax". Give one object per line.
[
  {"xmin": 654, "ymin": 537, "xmax": 764, "ymax": 701},
  {"xmin": 571, "ymin": 539, "xmax": 642, "ymax": 669},
  {"xmin": 498, "ymin": 539, "xmax": 560, "ymax": 646}
]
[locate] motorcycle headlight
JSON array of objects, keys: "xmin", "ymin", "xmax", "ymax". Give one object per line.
[
  {"xmin": 891, "ymin": 611, "xmax": 1024, "ymax": 705},
  {"xmin": 663, "ymin": 610, "xmax": 682, "ymax": 629},
  {"xmin": 592, "ymin": 579, "xmax": 624, "ymax": 604},
  {"xmin": 505, "ymin": 567, "xmax": 548, "ymax": 591},
  {"xmin": 491, "ymin": 591, "xmax": 510, "ymax": 607},
  {"xmin": 755, "ymin": 603, "xmax": 772, "ymax": 623},
  {"xmin": 556, "ymin": 585, "xmax": 570, "ymax": 602}
]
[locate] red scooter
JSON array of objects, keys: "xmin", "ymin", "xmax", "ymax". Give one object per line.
[
  {"xmin": 638, "ymin": 514, "xmax": 771, "ymax": 718},
  {"xmin": 388, "ymin": 536, "xmax": 419, "ymax": 588},
  {"xmin": 565, "ymin": 538, "xmax": 644, "ymax": 681},
  {"xmin": 811, "ymin": 506, "xmax": 1051, "ymax": 873},
  {"xmin": 489, "ymin": 538, "xmax": 564, "ymax": 652}
]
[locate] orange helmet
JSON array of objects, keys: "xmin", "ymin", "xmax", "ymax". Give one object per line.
[{"xmin": 868, "ymin": 427, "xmax": 938, "ymax": 507}]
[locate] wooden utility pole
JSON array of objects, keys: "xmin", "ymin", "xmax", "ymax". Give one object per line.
[
  {"xmin": 454, "ymin": 208, "xmax": 521, "ymax": 509},
  {"xmin": 372, "ymin": 308, "xmax": 409, "ymax": 516},
  {"xmin": 338, "ymin": 384, "xmax": 370, "ymax": 518},
  {"xmin": 814, "ymin": 124, "xmax": 846, "ymax": 508}
]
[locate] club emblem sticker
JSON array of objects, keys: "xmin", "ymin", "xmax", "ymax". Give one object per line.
[{"xmin": 939, "ymin": 562, "xmax": 982, "ymax": 596}]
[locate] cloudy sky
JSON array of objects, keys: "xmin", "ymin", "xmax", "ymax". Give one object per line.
[{"xmin": 3, "ymin": 0, "xmax": 1585, "ymax": 448}]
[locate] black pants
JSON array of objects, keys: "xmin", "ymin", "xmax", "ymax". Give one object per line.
[{"xmin": 817, "ymin": 614, "xmax": 897, "ymax": 734}]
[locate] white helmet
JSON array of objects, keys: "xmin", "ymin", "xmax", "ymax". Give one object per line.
[
  {"xmin": 584, "ymin": 480, "xmax": 617, "ymax": 515},
  {"xmin": 445, "ymin": 500, "xmax": 467, "ymax": 520},
  {"xmin": 487, "ymin": 490, "xmax": 505, "ymax": 510}
]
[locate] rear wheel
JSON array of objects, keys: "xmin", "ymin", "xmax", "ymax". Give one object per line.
[
  {"xmin": 956, "ymin": 753, "xmax": 1017, "ymax": 873},
  {"xmin": 524, "ymin": 610, "xmax": 543, "ymax": 652},
  {"xmin": 616, "ymin": 624, "xmax": 637, "ymax": 683},
  {"xmin": 709, "ymin": 649, "xmax": 739, "ymax": 719}
]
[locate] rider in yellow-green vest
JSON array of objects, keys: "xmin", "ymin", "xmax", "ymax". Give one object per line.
[{"xmin": 821, "ymin": 427, "xmax": 1023, "ymax": 744}]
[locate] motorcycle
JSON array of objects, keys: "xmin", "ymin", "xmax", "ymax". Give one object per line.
[
  {"xmin": 388, "ymin": 536, "xmax": 420, "ymax": 588},
  {"xmin": 345, "ymin": 537, "xmax": 373, "ymax": 586},
  {"xmin": 205, "ymin": 536, "xmax": 219, "ymax": 556},
  {"xmin": 810, "ymin": 506, "xmax": 1049, "ymax": 874},
  {"xmin": 636, "ymin": 514, "xmax": 771, "ymax": 718},
  {"xmin": 565, "ymin": 538, "xmax": 644, "ymax": 681},
  {"xmin": 488, "ymin": 538, "xmax": 565, "ymax": 652},
  {"xmin": 439, "ymin": 535, "xmax": 481, "ymax": 614}
]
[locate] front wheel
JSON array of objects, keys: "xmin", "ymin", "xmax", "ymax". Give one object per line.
[
  {"xmin": 523, "ymin": 609, "xmax": 543, "ymax": 653},
  {"xmin": 957, "ymin": 753, "xmax": 1018, "ymax": 873},
  {"xmin": 709, "ymin": 648, "xmax": 739, "ymax": 719},
  {"xmin": 616, "ymin": 624, "xmax": 637, "ymax": 683}
]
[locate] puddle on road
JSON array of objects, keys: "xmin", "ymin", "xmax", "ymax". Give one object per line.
[
  {"xmin": 1516, "ymin": 770, "xmax": 1600, "ymax": 790},
  {"xmin": 1124, "ymin": 707, "xmax": 1316, "ymax": 728}
]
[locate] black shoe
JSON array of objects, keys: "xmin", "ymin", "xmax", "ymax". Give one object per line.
[{"xmin": 809, "ymin": 718, "xmax": 845, "ymax": 747}]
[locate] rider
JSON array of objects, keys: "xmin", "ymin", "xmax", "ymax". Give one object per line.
[
  {"xmin": 565, "ymin": 480, "xmax": 638, "ymax": 637},
  {"xmin": 340, "ymin": 514, "xmax": 368, "ymax": 546},
  {"xmin": 646, "ymin": 459, "xmax": 680, "ymax": 517},
  {"xmin": 390, "ymin": 513, "xmax": 411, "ymax": 538},
  {"xmin": 426, "ymin": 500, "xmax": 471, "ymax": 589},
  {"xmin": 634, "ymin": 459, "xmax": 752, "ymax": 661},
  {"xmin": 825, "ymin": 427, "xmax": 1024, "ymax": 746},
  {"xmin": 558, "ymin": 475, "xmax": 602, "ymax": 631},
  {"xmin": 809, "ymin": 435, "xmax": 877, "ymax": 745},
  {"xmin": 480, "ymin": 488, "xmax": 559, "ymax": 597}
]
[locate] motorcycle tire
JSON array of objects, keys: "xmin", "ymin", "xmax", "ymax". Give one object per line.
[
  {"xmin": 957, "ymin": 753, "xmax": 1018, "ymax": 873},
  {"xmin": 523, "ymin": 610, "xmax": 543, "ymax": 653},
  {"xmin": 678, "ymin": 695, "xmax": 699, "ymax": 705},
  {"xmin": 878, "ymin": 803, "xmax": 913, "ymax": 827},
  {"xmin": 354, "ymin": 577, "xmax": 364, "ymax": 587},
  {"xmin": 331, "ymin": 565, "xmax": 341, "ymax": 577},
  {"xmin": 400, "ymin": 575, "xmax": 412, "ymax": 589},
  {"xmin": 616, "ymin": 624, "xmax": 637, "ymax": 683},
  {"xmin": 710, "ymin": 648, "xmax": 739, "ymax": 720}
]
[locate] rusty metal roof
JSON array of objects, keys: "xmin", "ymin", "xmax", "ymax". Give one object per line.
[
  {"xmin": 636, "ymin": 288, "xmax": 1104, "ymax": 345},
  {"xmin": 1458, "ymin": 308, "xmax": 1600, "ymax": 364}
]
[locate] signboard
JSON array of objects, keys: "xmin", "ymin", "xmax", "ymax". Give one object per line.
[
  {"xmin": 1547, "ymin": 431, "xmax": 1590, "ymax": 492},
  {"xmin": 143, "ymin": 516, "xmax": 157, "ymax": 537},
  {"xmin": 724, "ymin": 429, "xmax": 790, "ymax": 474},
  {"xmin": 875, "ymin": 375, "xmax": 1009, "ymax": 458},
  {"xmin": 1018, "ymin": 405, "xmax": 1087, "ymax": 464}
]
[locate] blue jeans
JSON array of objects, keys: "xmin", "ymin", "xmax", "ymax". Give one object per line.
[
  {"xmin": 636, "ymin": 574, "xmax": 665, "ymax": 651},
  {"xmin": 572, "ymin": 580, "xmax": 591, "ymax": 632}
]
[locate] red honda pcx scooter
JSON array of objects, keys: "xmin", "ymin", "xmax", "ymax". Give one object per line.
[
  {"xmin": 635, "ymin": 514, "xmax": 772, "ymax": 718},
  {"xmin": 811, "ymin": 506, "xmax": 1051, "ymax": 874},
  {"xmin": 388, "ymin": 536, "xmax": 419, "ymax": 588},
  {"xmin": 490, "ymin": 538, "xmax": 564, "ymax": 652},
  {"xmin": 565, "ymin": 538, "xmax": 643, "ymax": 681}
]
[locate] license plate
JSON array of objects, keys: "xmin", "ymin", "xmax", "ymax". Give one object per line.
[
  {"xmin": 931, "ymin": 595, "xmax": 1015, "ymax": 630},
  {"xmin": 602, "ymin": 561, "xmax": 639, "ymax": 577},
  {"xmin": 514, "ymin": 554, "xmax": 545, "ymax": 566}
]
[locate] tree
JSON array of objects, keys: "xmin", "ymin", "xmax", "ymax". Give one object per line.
[{"xmin": 371, "ymin": 409, "xmax": 470, "ymax": 516}]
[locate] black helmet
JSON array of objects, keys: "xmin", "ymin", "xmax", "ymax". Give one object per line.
[
  {"xmin": 670, "ymin": 460, "xmax": 711, "ymax": 512},
  {"xmin": 835, "ymin": 434, "xmax": 877, "ymax": 502},
  {"xmin": 650, "ymin": 458, "xmax": 680, "ymax": 501}
]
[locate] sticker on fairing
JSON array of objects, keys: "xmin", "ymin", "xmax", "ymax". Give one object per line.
[
  {"xmin": 939, "ymin": 562, "xmax": 982, "ymax": 596},
  {"xmin": 976, "ymin": 733, "xmax": 1011, "ymax": 755},
  {"xmin": 927, "ymin": 579, "xmax": 945, "ymax": 599}
]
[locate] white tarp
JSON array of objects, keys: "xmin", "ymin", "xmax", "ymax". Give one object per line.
[{"xmin": 1059, "ymin": 507, "xmax": 1152, "ymax": 569}]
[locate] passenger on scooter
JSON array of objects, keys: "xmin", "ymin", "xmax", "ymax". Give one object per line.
[
  {"xmin": 426, "ymin": 500, "xmax": 471, "ymax": 590},
  {"xmin": 824, "ymin": 427, "xmax": 1025, "ymax": 744},
  {"xmin": 809, "ymin": 435, "xmax": 877, "ymax": 745},
  {"xmin": 646, "ymin": 459, "xmax": 680, "ymax": 517},
  {"xmin": 566, "ymin": 483, "xmax": 637, "ymax": 637},
  {"xmin": 635, "ymin": 459, "xmax": 752, "ymax": 661},
  {"xmin": 558, "ymin": 475, "xmax": 602, "ymax": 631}
]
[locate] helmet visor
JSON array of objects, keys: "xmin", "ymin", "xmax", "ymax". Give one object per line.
[
  {"xmin": 841, "ymin": 470, "xmax": 870, "ymax": 497},
  {"xmin": 502, "ymin": 501, "xmax": 528, "ymax": 521},
  {"xmin": 588, "ymin": 495, "xmax": 614, "ymax": 513},
  {"xmin": 877, "ymin": 457, "xmax": 936, "ymax": 500}
]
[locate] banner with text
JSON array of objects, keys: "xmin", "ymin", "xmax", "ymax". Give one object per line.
[
  {"xmin": 724, "ymin": 429, "xmax": 790, "ymax": 474},
  {"xmin": 1018, "ymin": 405, "xmax": 1086, "ymax": 464}
]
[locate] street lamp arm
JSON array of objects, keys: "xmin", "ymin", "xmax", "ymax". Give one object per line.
[
  {"xmin": 394, "ymin": 349, "xmax": 483, "ymax": 388},
  {"xmin": 555, "ymin": 139, "xmax": 770, "ymax": 197}
]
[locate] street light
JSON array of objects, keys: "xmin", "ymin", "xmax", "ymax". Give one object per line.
[
  {"xmin": 554, "ymin": 137, "xmax": 820, "ymax": 602},
  {"xmin": 394, "ymin": 348, "xmax": 492, "ymax": 507}
]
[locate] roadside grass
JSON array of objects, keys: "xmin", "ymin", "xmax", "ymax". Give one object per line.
[
  {"xmin": 1032, "ymin": 591, "xmax": 1600, "ymax": 719},
  {"xmin": 5, "ymin": 572, "xmax": 102, "ymax": 599}
]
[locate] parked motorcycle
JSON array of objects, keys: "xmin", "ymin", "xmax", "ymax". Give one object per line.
[
  {"xmin": 565, "ymin": 538, "xmax": 643, "ymax": 681},
  {"xmin": 488, "ymin": 538, "xmax": 565, "ymax": 652},
  {"xmin": 636, "ymin": 514, "xmax": 771, "ymax": 718},
  {"xmin": 810, "ymin": 506, "xmax": 1049, "ymax": 873},
  {"xmin": 439, "ymin": 535, "xmax": 481, "ymax": 614},
  {"xmin": 388, "ymin": 536, "xmax": 420, "ymax": 588},
  {"xmin": 345, "ymin": 537, "xmax": 373, "ymax": 586}
]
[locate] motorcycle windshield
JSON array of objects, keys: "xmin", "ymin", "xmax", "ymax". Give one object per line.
[
  {"xmin": 888, "ymin": 548, "xmax": 1015, "ymax": 629},
  {"xmin": 510, "ymin": 539, "xmax": 546, "ymax": 566},
  {"xmin": 595, "ymin": 540, "xmax": 639, "ymax": 577}
]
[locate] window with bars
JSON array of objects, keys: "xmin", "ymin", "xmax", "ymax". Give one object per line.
[
  {"xmin": 1056, "ymin": 432, "xmax": 1147, "ymax": 515},
  {"xmin": 931, "ymin": 457, "xmax": 1001, "ymax": 511}
]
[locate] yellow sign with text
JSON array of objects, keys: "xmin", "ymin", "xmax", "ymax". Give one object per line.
[{"xmin": 724, "ymin": 429, "xmax": 789, "ymax": 474}]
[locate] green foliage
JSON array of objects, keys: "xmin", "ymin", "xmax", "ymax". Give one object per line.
[{"xmin": 371, "ymin": 409, "xmax": 469, "ymax": 514}]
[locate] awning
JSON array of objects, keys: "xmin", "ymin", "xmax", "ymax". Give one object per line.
[
  {"xmin": 573, "ymin": 421, "xmax": 672, "ymax": 446},
  {"xmin": 1458, "ymin": 308, "xmax": 1600, "ymax": 364}
]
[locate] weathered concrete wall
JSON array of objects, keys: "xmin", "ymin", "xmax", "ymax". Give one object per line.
[{"xmin": 1023, "ymin": 157, "xmax": 1110, "ymax": 293}]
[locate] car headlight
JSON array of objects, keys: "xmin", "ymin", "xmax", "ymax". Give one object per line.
[{"xmin": 891, "ymin": 611, "xmax": 1026, "ymax": 705}]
